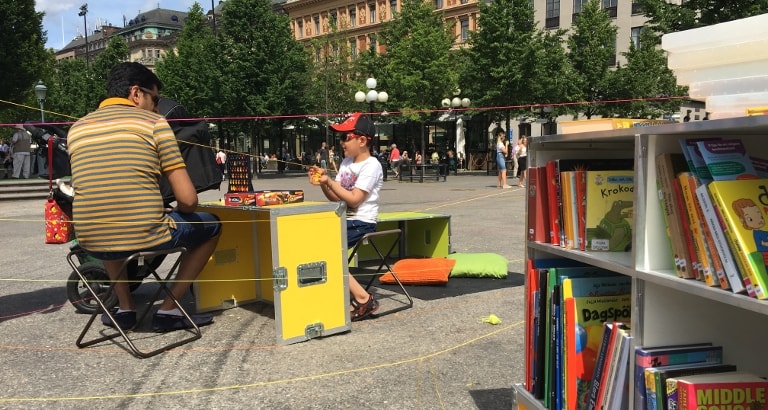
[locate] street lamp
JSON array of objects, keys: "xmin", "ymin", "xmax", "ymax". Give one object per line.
[
  {"xmin": 355, "ymin": 77, "xmax": 388, "ymax": 115},
  {"xmin": 79, "ymin": 4, "xmax": 89, "ymax": 71},
  {"xmin": 439, "ymin": 90, "xmax": 470, "ymax": 168},
  {"xmin": 34, "ymin": 80, "xmax": 47, "ymax": 122}
]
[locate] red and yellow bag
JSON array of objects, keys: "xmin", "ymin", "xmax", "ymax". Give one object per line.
[{"xmin": 45, "ymin": 196, "xmax": 72, "ymax": 244}]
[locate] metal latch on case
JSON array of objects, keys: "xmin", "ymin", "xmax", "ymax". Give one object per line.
[
  {"xmin": 273, "ymin": 267, "xmax": 287, "ymax": 290},
  {"xmin": 305, "ymin": 323, "xmax": 324, "ymax": 339}
]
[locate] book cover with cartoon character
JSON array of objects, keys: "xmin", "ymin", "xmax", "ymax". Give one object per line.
[
  {"xmin": 708, "ymin": 178, "xmax": 768, "ymax": 299},
  {"xmin": 585, "ymin": 171, "xmax": 634, "ymax": 252}
]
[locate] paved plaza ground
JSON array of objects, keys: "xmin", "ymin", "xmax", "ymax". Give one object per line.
[{"xmin": 0, "ymin": 171, "xmax": 527, "ymax": 409}]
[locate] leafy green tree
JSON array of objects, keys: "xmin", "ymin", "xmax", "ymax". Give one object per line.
[
  {"xmin": 48, "ymin": 58, "xmax": 92, "ymax": 121},
  {"xmin": 528, "ymin": 29, "xmax": 581, "ymax": 119},
  {"xmin": 567, "ymin": 0, "xmax": 617, "ymax": 119},
  {"xmin": 462, "ymin": 0, "xmax": 539, "ymax": 127},
  {"xmin": 606, "ymin": 29, "xmax": 685, "ymax": 118},
  {"xmin": 156, "ymin": 2, "xmax": 220, "ymax": 119},
  {"xmin": 219, "ymin": 0, "xmax": 312, "ymax": 140},
  {"xmin": 0, "ymin": 1, "xmax": 51, "ymax": 123},
  {"xmin": 640, "ymin": 0, "xmax": 768, "ymax": 33},
  {"xmin": 376, "ymin": 0, "xmax": 457, "ymax": 121}
]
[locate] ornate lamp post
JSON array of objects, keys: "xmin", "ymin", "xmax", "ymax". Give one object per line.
[
  {"xmin": 440, "ymin": 90, "xmax": 470, "ymax": 167},
  {"xmin": 355, "ymin": 77, "xmax": 388, "ymax": 115},
  {"xmin": 34, "ymin": 80, "xmax": 47, "ymax": 122}
]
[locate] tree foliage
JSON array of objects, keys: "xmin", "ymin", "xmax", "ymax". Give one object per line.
[
  {"xmin": 49, "ymin": 58, "xmax": 91, "ymax": 120},
  {"xmin": 567, "ymin": 0, "xmax": 617, "ymax": 118},
  {"xmin": 376, "ymin": 0, "xmax": 458, "ymax": 122},
  {"xmin": 0, "ymin": 1, "xmax": 51, "ymax": 124},
  {"xmin": 640, "ymin": 0, "xmax": 768, "ymax": 33},
  {"xmin": 90, "ymin": 36, "xmax": 130, "ymax": 105},
  {"xmin": 155, "ymin": 2, "xmax": 220, "ymax": 118}
]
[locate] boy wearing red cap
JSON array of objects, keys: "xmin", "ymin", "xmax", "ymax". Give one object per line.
[{"xmin": 309, "ymin": 113, "xmax": 383, "ymax": 321}]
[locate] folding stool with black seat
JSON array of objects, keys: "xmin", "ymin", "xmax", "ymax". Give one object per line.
[
  {"xmin": 347, "ymin": 229, "xmax": 413, "ymax": 314},
  {"xmin": 66, "ymin": 247, "xmax": 202, "ymax": 358}
]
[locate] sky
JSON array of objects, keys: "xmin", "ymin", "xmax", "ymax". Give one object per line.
[{"xmin": 35, "ymin": 0, "xmax": 200, "ymax": 50}]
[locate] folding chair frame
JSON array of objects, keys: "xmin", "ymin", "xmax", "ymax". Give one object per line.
[
  {"xmin": 347, "ymin": 229, "xmax": 413, "ymax": 311},
  {"xmin": 67, "ymin": 247, "xmax": 202, "ymax": 358}
]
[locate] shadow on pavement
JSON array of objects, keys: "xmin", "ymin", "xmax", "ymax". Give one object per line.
[
  {"xmin": 0, "ymin": 286, "xmax": 67, "ymax": 323},
  {"xmin": 372, "ymin": 271, "xmax": 524, "ymax": 301},
  {"xmin": 470, "ymin": 387, "xmax": 515, "ymax": 410}
]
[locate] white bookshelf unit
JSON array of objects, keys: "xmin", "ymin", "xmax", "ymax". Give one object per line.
[{"xmin": 513, "ymin": 116, "xmax": 768, "ymax": 410}]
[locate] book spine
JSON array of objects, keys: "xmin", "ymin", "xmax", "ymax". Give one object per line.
[
  {"xmin": 576, "ymin": 170, "xmax": 587, "ymax": 251},
  {"xmin": 678, "ymin": 173, "xmax": 718, "ymax": 286},
  {"xmin": 709, "ymin": 186, "xmax": 768, "ymax": 299},
  {"xmin": 655, "ymin": 154, "xmax": 694, "ymax": 278},
  {"xmin": 673, "ymin": 177, "xmax": 702, "ymax": 279},
  {"xmin": 645, "ymin": 368, "xmax": 659, "ymax": 410},
  {"xmin": 667, "ymin": 378, "xmax": 679, "ymax": 410},
  {"xmin": 528, "ymin": 167, "xmax": 538, "ymax": 242},
  {"xmin": 695, "ymin": 184, "xmax": 745, "ymax": 293},
  {"xmin": 546, "ymin": 161, "xmax": 562, "ymax": 246},
  {"xmin": 587, "ymin": 322, "xmax": 614, "ymax": 410}
]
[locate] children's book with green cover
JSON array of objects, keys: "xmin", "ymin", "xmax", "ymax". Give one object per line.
[
  {"xmin": 584, "ymin": 170, "xmax": 634, "ymax": 252},
  {"xmin": 696, "ymin": 139, "xmax": 759, "ymax": 181},
  {"xmin": 708, "ymin": 178, "xmax": 768, "ymax": 299}
]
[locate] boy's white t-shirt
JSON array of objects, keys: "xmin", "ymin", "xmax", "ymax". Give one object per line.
[{"xmin": 335, "ymin": 155, "xmax": 383, "ymax": 223}]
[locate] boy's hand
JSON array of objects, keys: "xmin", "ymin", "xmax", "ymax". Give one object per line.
[{"xmin": 309, "ymin": 166, "xmax": 326, "ymax": 185}]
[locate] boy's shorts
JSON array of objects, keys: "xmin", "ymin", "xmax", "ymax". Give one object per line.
[
  {"xmin": 85, "ymin": 211, "xmax": 221, "ymax": 261},
  {"xmin": 347, "ymin": 219, "xmax": 377, "ymax": 248}
]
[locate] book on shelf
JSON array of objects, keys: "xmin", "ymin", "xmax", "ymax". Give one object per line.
[
  {"xmin": 586, "ymin": 321, "xmax": 624, "ymax": 410},
  {"xmin": 561, "ymin": 274, "xmax": 632, "ymax": 410},
  {"xmin": 667, "ymin": 371, "xmax": 768, "ymax": 410},
  {"xmin": 546, "ymin": 160, "xmax": 563, "ymax": 246},
  {"xmin": 559, "ymin": 118, "xmax": 673, "ymax": 134},
  {"xmin": 644, "ymin": 362, "xmax": 737, "ymax": 410},
  {"xmin": 696, "ymin": 139, "xmax": 759, "ymax": 181},
  {"xmin": 561, "ymin": 171, "xmax": 577, "ymax": 250},
  {"xmin": 752, "ymin": 156, "xmax": 768, "ymax": 178},
  {"xmin": 575, "ymin": 169, "xmax": 587, "ymax": 251},
  {"xmin": 528, "ymin": 166, "xmax": 550, "ymax": 243},
  {"xmin": 634, "ymin": 343, "xmax": 723, "ymax": 410},
  {"xmin": 678, "ymin": 172, "xmax": 720, "ymax": 287},
  {"xmin": 680, "ymin": 138, "xmax": 720, "ymax": 183},
  {"xmin": 656, "ymin": 153, "xmax": 697, "ymax": 279},
  {"xmin": 584, "ymin": 170, "xmax": 634, "ymax": 252},
  {"xmin": 674, "ymin": 176, "xmax": 703, "ymax": 280},
  {"xmin": 603, "ymin": 325, "xmax": 632, "ymax": 410},
  {"xmin": 708, "ymin": 178, "xmax": 768, "ymax": 299},
  {"xmin": 695, "ymin": 183, "xmax": 748, "ymax": 294}
]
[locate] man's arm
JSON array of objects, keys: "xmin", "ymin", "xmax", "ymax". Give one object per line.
[{"xmin": 165, "ymin": 167, "xmax": 198, "ymax": 212}]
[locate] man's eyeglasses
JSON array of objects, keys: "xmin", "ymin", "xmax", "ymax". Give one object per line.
[{"xmin": 139, "ymin": 86, "xmax": 160, "ymax": 107}]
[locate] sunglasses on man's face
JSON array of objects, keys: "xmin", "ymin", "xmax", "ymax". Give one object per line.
[{"xmin": 139, "ymin": 86, "xmax": 160, "ymax": 107}]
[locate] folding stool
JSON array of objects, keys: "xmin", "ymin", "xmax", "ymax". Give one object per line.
[
  {"xmin": 67, "ymin": 247, "xmax": 202, "ymax": 358},
  {"xmin": 347, "ymin": 229, "xmax": 413, "ymax": 313}
]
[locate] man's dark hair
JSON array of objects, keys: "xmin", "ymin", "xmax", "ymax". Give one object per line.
[{"xmin": 106, "ymin": 62, "xmax": 163, "ymax": 98}]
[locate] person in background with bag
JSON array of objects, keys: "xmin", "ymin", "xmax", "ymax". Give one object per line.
[
  {"xmin": 11, "ymin": 124, "xmax": 31, "ymax": 179},
  {"xmin": 67, "ymin": 62, "xmax": 221, "ymax": 332},
  {"xmin": 216, "ymin": 149, "xmax": 227, "ymax": 180},
  {"xmin": 495, "ymin": 129, "xmax": 512, "ymax": 189}
]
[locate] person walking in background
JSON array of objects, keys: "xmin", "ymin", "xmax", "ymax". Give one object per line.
[
  {"xmin": 10, "ymin": 124, "xmax": 31, "ymax": 179},
  {"xmin": 328, "ymin": 145, "xmax": 338, "ymax": 173},
  {"xmin": 516, "ymin": 136, "xmax": 528, "ymax": 188},
  {"xmin": 319, "ymin": 141, "xmax": 329, "ymax": 169},
  {"xmin": 495, "ymin": 129, "xmax": 512, "ymax": 189},
  {"xmin": 216, "ymin": 149, "xmax": 227, "ymax": 180},
  {"xmin": 389, "ymin": 143, "xmax": 401, "ymax": 178}
]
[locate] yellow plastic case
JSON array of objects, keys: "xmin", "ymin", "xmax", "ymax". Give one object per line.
[
  {"xmin": 351, "ymin": 212, "xmax": 451, "ymax": 264},
  {"xmin": 195, "ymin": 201, "xmax": 350, "ymax": 345}
]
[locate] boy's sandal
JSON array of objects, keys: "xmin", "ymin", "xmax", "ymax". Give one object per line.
[{"xmin": 350, "ymin": 292, "xmax": 379, "ymax": 322}]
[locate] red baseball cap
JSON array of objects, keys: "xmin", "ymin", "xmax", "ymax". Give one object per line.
[{"xmin": 330, "ymin": 112, "xmax": 376, "ymax": 138}]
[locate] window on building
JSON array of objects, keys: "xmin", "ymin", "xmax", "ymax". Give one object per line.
[
  {"xmin": 369, "ymin": 33, "xmax": 377, "ymax": 51},
  {"xmin": 573, "ymin": 0, "xmax": 588, "ymax": 13},
  {"xmin": 435, "ymin": 0, "xmax": 443, "ymax": 9},
  {"xmin": 460, "ymin": 18, "xmax": 469, "ymax": 42},
  {"xmin": 602, "ymin": 0, "xmax": 618, "ymax": 17},
  {"xmin": 390, "ymin": 0, "xmax": 397, "ymax": 16},
  {"xmin": 631, "ymin": 26, "xmax": 642, "ymax": 48},
  {"xmin": 350, "ymin": 39, "xmax": 358, "ymax": 59},
  {"xmin": 350, "ymin": 7, "xmax": 357, "ymax": 27},
  {"xmin": 297, "ymin": 20, "xmax": 304, "ymax": 38},
  {"xmin": 314, "ymin": 15, "xmax": 320, "ymax": 34},
  {"xmin": 369, "ymin": 3, "xmax": 376, "ymax": 23},
  {"xmin": 460, "ymin": 0, "xmax": 469, "ymax": 3},
  {"xmin": 545, "ymin": 0, "xmax": 560, "ymax": 28}
]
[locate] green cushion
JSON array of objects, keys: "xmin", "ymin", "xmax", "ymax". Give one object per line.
[{"xmin": 446, "ymin": 253, "xmax": 509, "ymax": 278}]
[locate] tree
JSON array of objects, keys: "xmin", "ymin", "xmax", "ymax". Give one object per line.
[
  {"xmin": 90, "ymin": 36, "xmax": 130, "ymax": 106},
  {"xmin": 462, "ymin": 0, "xmax": 539, "ymax": 127},
  {"xmin": 0, "ymin": 1, "xmax": 51, "ymax": 122},
  {"xmin": 528, "ymin": 29, "xmax": 581, "ymax": 120},
  {"xmin": 640, "ymin": 0, "xmax": 768, "ymax": 33},
  {"xmin": 376, "ymin": 0, "xmax": 458, "ymax": 122},
  {"xmin": 155, "ymin": 2, "xmax": 220, "ymax": 119},
  {"xmin": 606, "ymin": 29, "xmax": 685, "ymax": 119},
  {"xmin": 48, "ymin": 58, "xmax": 91, "ymax": 120},
  {"xmin": 567, "ymin": 0, "xmax": 617, "ymax": 119}
]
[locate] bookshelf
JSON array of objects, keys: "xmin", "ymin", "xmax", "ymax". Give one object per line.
[{"xmin": 513, "ymin": 115, "xmax": 768, "ymax": 409}]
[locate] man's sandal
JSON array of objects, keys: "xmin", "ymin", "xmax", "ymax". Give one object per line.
[{"xmin": 351, "ymin": 292, "xmax": 379, "ymax": 322}]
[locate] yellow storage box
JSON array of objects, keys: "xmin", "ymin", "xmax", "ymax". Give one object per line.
[{"xmin": 196, "ymin": 201, "xmax": 350, "ymax": 345}]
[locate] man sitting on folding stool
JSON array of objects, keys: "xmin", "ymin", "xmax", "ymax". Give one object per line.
[{"xmin": 67, "ymin": 62, "xmax": 221, "ymax": 332}]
